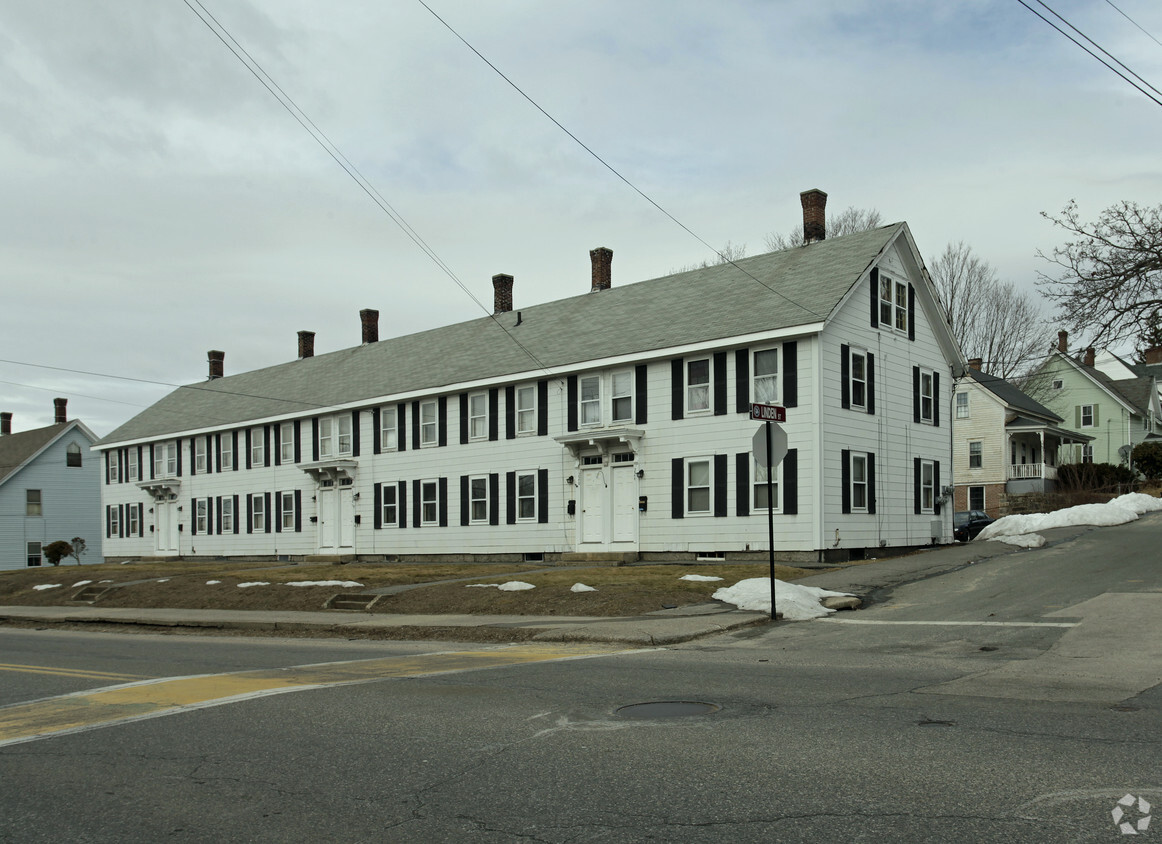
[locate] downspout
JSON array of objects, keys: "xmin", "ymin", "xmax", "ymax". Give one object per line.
[{"xmin": 814, "ymin": 334, "xmax": 826, "ymax": 563}]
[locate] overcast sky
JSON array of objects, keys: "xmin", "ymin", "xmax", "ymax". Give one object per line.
[{"xmin": 2, "ymin": 0, "xmax": 1161, "ymax": 437}]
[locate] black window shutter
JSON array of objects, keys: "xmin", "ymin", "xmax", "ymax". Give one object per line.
[
  {"xmin": 264, "ymin": 492, "xmax": 271, "ymax": 533},
  {"xmin": 489, "ymin": 389, "xmax": 499, "ymax": 441},
  {"xmin": 398, "ymin": 481, "xmax": 408, "ymax": 528},
  {"xmin": 735, "ymin": 349, "xmax": 750, "ymax": 413},
  {"xmin": 137, "ymin": 446, "xmax": 144, "ymax": 478},
  {"xmin": 311, "ymin": 417, "xmax": 320, "ymax": 461},
  {"xmin": 783, "ymin": 341, "xmax": 797, "ymax": 408},
  {"xmin": 245, "ymin": 429, "xmax": 252, "ymax": 469},
  {"xmin": 397, "ymin": 405, "xmax": 407, "ymax": 452},
  {"xmin": 119, "ymin": 504, "xmax": 125, "ymax": 538},
  {"xmin": 232, "ymin": 431, "xmax": 240, "ymax": 469},
  {"xmin": 635, "ymin": 364, "xmax": 648, "ymax": 424},
  {"xmin": 291, "ymin": 490, "xmax": 300, "ymax": 532},
  {"xmin": 914, "ymin": 458, "xmax": 922, "ymax": 515},
  {"xmin": 119, "ymin": 449, "xmax": 127, "ymax": 482},
  {"xmin": 934, "ymin": 462, "xmax": 942, "ymax": 515},
  {"xmin": 841, "ymin": 450, "xmax": 851, "ymax": 514},
  {"xmin": 263, "ymin": 425, "xmax": 271, "ymax": 467},
  {"xmin": 908, "ymin": 284, "xmax": 916, "ymax": 341},
  {"xmin": 104, "ymin": 452, "xmax": 110, "ymax": 485},
  {"xmin": 231, "ymin": 496, "xmax": 239, "ymax": 534},
  {"xmin": 176, "ymin": 438, "xmax": 182, "ymax": 476},
  {"xmin": 460, "ymin": 475, "xmax": 469, "ymax": 526},
  {"xmin": 149, "ymin": 444, "xmax": 155, "ymax": 479},
  {"xmin": 438, "ymin": 477, "xmax": 448, "ymax": 527},
  {"xmin": 489, "ymin": 474, "xmax": 499, "ymax": 526},
  {"xmin": 783, "ymin": 449, "xmax": 798, "ymax": 514},
  {"xmin": 913, "ymin": 367, "xmax": 921, "ymax": 423},
  {"xmin": 412, "ymin": 402, "xmax": 420, "ymax": 450},
  {"xmin": 867, "ymin": 354, "xmax": 876, "ymax": 414},
  {"xmin": 933, "ymin": 372, "xmax": 941, "ymax": 427},
  {"xmin": 713, "ymin": 352, "xmax": 727, "ymax": 416},
  {"xmin": 438, "ymin": 397, "xmax": 448, "ymax": 447},
  {"xmin": 191, "ymin": 497, "xmax": 198, "ymax": 535},
  {"xmin": 537, "ymin": 468, "xmax": 549, "ymax": 524},
  {"xmin": 372, "ymin": 407, "xmax": 381, "ymax": 454},
  {"xmin": 671, "ymin": 457, "xmax": 684, "ymax": 519},
  {"xmin": 506, "ymin": 472, "xmax": 516, "ymax": 524},
  {"xmin": 206, "ymin": 497, "xmax": 213, "ymax": 535},
  {"xmin": 216, "ymin": 434, "xmax": 223, "ymax": 471},
  {"xmin": 870, "ymin": 268, "xmax": 880, "ymax": 328},
  {"xmin": 274, "ymin": 493, "xmax": 281, "ymax": 533},
  {"xmin": 246, "ymin": 494, "xmax": 253, "ymax": 534},
  {"xmin": 216, "ymin": 496, "xmax": 223, "ymax": 534},
  {"xmin": 505, "ymin": 386, "xmax": 516, "ymax": 439},
  {"xmin": 205, "ymin": 436, "xmax": 214, "ymax": 474},
  {"xmin": 273, "ymin": 425, "xmax": 281, "ymax": 466},
  {"xmin": 671, "ymin": 359, "xmax": 684, "ymax": 420},
  {"xmin": 138, "ymin": 503, "xmax": 145, "ymax": 537},
  {"xmin": 189, "ymin": 440, "xmax": 197, "ymax": 476},
  {"xmin": 714, "ymin": 453, "xmax": 727, "ymax": 516},
  {"xmin": 374, "ymin": 484, "xmax": 382, "ymax": 529},
  {"xmin": 106, "ymin": 506, "xmax": 112, "ymax": 538},
  {"xmin": 537, "ymin": 380, "xmax": 549, "ymax": 436},
  {"xmin": 351, "ymin": 410, "xmax": 360, "ymax": 456},
  {"xmin": 459, "ymin": 393, "xmax": 469, "ymax": 444},
  {"xmin": 868, "ymin": 453, "xmax": 877, "ymax": 514},
  {"xmin": 412, "ymin": 479, "xmax": 421, "ymax": 528},
  {"xmin": 841, "ymin": 345, "xmax": 851, "ymax": 409},
  {"xmin": 567, "ymin": 376, "xmax": 578, "ymax": 432},
  {"xmin": 736, "ymin": 452, "xmax": 750, "ymax": 517}
]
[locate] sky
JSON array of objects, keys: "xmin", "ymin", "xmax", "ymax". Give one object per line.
[{"xmin": 3, "ymin": 0, "xmax": 1162, "ymax": 437}]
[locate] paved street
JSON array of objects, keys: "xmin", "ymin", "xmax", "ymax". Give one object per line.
[{"xmin": 2, "ymin": 515, "xmax": 1160, "ymax": 842}]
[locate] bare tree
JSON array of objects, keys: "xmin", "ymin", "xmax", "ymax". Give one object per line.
[
  {"xmin": 671, "ymin": 240, "xmax": 747, "ymax": 273},
  {"xmin": 764, "ymin": 206, "xmax": 884, "ymax": 251},
  {"xmin": 928, "ymin": 242, "xmax": 1050, "ymax": 380},
  {"xmin": 1037, "ymin": 200, "xmax": 1162, "ymax": 350}
]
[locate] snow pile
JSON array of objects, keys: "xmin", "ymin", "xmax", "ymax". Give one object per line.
[
  {"xmin": 991, "ymin": 534, "xmax": 1046, "ymax": 549},
  {"xmin": 237, "ymin": 582, "xmax": 270, "ymax": 588},
  {"xmin": 156, "ymin": 578, "xmax": 170, "ymax": 583},
  {"xmin": 712, "ymin": 578, "xmax": 855, "ymax": 620},
  {"xmin": 497, "ymin": 581, "xmax": 536, "ymax": 591},
  {"xmin": 73, "ymin": 580, "xmax": 92, "ymax": 587},
  {"xmin": 32, "ymin": 584, "xmax": 61, "ymax": 591},
  {"xmin": 285, "ymin": 580, "xmax": 363, "ymax": 588},
  {"xmin": 570, "ymin": 583, "xmax": 597, "ymax": 592},
  {"xmin": 465, "ymin": 583, "xmax": 499, "ymax": 588},
  {"xmin": 206, "ymin": 580, "xmax": 221, "ymax": 585},
  {"xmin": 977, "ymin": 493, "xmax": 1162, "ymax": 543},
  {"xmin": 680, "ymin": 574, "xmax": 723, "ymax": 582}
]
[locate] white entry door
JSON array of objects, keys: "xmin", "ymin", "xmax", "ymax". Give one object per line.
[
  {"xmin": 317, "ymin": 481, "xmax": 355, "ymax": 552},
  {"xmin": 337, "ymin": 482, "xmax": 355, "ymax": 549},
  {"xmin": 317, "ymin": 486, "xmax": 335, "ymax": 550},
  {"xmin": 611, "ymin": 465, "xmax": 638, "ymax": 543},
  {"xmin": 155, "ymin": 498, "xmax": 179, "ymax": 555},
  {"xmin": 580, "ymin": 468, "xmax": 606, "ymax": 544},
  {"xmin": 579, "ymin": 462, "xmax": 638, "ymax": 549}
]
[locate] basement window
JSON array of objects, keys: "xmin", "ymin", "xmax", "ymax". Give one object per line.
[{"xmin": 695, "ymin": 551, "xmax": 725, "ymax": 561}]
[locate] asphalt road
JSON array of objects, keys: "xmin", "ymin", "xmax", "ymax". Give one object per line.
[{"xmin": 2, "ymin": 516, "xmax": 1160, "ymax": 843}]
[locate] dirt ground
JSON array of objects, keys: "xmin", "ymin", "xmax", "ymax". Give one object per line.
[{"xmin": 0, "ymin": 560, "xmax": 818, "ymax": 618}]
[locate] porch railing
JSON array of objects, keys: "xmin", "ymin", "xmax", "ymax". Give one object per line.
[{"xmin": 1007, "ymin": 463, "xmax": 1057, "ymax": 481}]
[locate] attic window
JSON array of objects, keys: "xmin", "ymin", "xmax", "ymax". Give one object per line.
[
  {"xmin": 66, "ymin": 442, "xmax": 82, "ymax": 467},
  {"xmin": 1052, "ymin": 379, "xmax": 1063, "ymax": 390},
  {"xmin": 879, "ymin": 274, "xmax": 908, "ymax": 334}
]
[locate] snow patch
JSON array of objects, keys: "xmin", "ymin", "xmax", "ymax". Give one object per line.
[
  {"xmin": 713, "ymin": 578, "xmax": 855, "ymax": 621},
  {"xmin": 991, "ymin": 533, "xmax": 1046, "ymax": 548},
  {"xmin": 156, "ymin": 578, "xmax": 170, "ymax": 583},
  {"xmin": 465, "ymin": 583, "xmax": 499, "ymax": 588},
  {"xmin": 32, "ymin": 584, "xmax": 61, "ymax": 591},
  {"xmin": 285, "ymin": 581, "xmax": 364, "ymax": 588},
  {"xmin": 680, "ymin": 574, "xmax": 724, "ymax": 582},
  {"xmin": 72, "ymin": 580, "xmax": 92, "ymax": 587},
  {"xmin": 978, "ymin": 495, "xmax": 1162, "ymax": 542},
  {"xmin": 206, "ymin": 580, "xmax": 221, "ymax": 585},
  {"xmin": 570, "ymin": 583, "xmax": 597, "ymax": 592},
  {"xmin": 237, "ymin": 582, "xmax": 270, "ymax": 588},
  {"xmin": 497, "ymin": 581, "xmax": 535, "ymax": 591}
]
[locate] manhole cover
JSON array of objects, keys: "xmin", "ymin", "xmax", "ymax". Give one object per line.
[{"xmin": 615, "ymin": 701, "xmax": 720, "ymax": 719}]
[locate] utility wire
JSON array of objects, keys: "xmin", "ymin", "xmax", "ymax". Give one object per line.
[{"xmin": 1103, "ymin": 0, "xmax": 1162, "ymax": 50}]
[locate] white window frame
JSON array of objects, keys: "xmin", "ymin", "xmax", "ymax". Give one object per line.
[
  {"xmin": 753, "ymin": 348, "xmax": 779, "ymax": 406},
  {"xmin": 220, "ymin": 497, "xmax": 233, "ymax": 534},
  {"xmin": 469, "ymin": 475, "xmax": 489, "ymax": 524},
  {"xmin": 66, "ymin": 443, "xmax": 82, "ymax": 468},
  {"xmin": 250, "ymin": 428, "xmax": 265, "ymax": 466},
  {"xmin": 752, "ymin": 458, "xmax": 780, "ymax": 512},
  {"xmin": 421, "ymin": 479, "xmax": 439, "ymax": 525},
  {"xmin": 251, "ymin": 495, "xmax": 266, "ymax": 533},
  {"xmin": 380, "ymin": 483, "xmax": 397, "ymax": 527},
  {"xmin": 686, "ymin": 458, "xmax": 712, "ymax": 515},
  {"xmin": 686, "ymin": 358, "xmax": 711, "ymax": 414},
  {"xmin": 219, "ymin": 435, "xmax": 233, "ymax": 472},
  {"xmin": 420, "ymin": 400, "xmax": 438, "ymax": 447},
  {"xmin": 515, "ymin": 386, "xmax": 536, "ymax": 435},
  {"xmin": 127, "ymin": 448, "xmax": 138, "ymax": 480},
  {"xmin": 27, "ymin": 541, "xmax": 42, "ymax": 567},
  {"xmin": 107, "ymin": 453, "xmax": 119, "ymax": 483},
  {"xmin": 195, "ymin": 499, "xmax": 208, "ymax": 534},
  {"xmin": 850, "ymin": 452, "xmax": 869, "ymax": 513},
  {"xmin": 337, "ymin": 414, "xmax": 352, "ymax": 455},
  {"xmin": 280, "ymin": 421, "xmax": 295, "ymax": 464},
  {"xmin": 468, "ymin": 392, "xmax": 488, "ymax": 440},
  {"xmin": 154, "ymin": 441, "xmax": 177, "ymax": 478},
  {"xmin": 879, "ymin": 273, "xmax": 908, "ymax": 334},
  {"xmin": 516, "ymin": 471, "xmax": 537, "ymax": 522},
  {"xmin": 127, "ymin": 504, "xmax": 140, "ymax": 536},
  {"xmin": 280, "ymin": 492, "xmax": 295, "ymax": 531},
  {"xmin": 26, "ymin": 489, "xmax": 42, "ymax": 517},
  {"xmin": 1082, "ymin": 443, "xmax": 1094, "ymax": 464},
  {"xmin": 1052, "ymin": 379, "xmax": 1063, "ymax": 390},
  {"xmin": 380, "ymin": 406, "xmax": 398, "ymax": 451},
  {"xmin": 969, "ymin": 486, "xmax": 985, "ymax": 511},
  {"xmin": 194, "ymin": 438, "xmax": 207, "ymax": 474},
  {"xmin": 920, "ymin": 459, "xmax": 935, "ymax": 514},
  {"xmin": 611, "ymin": 370, "xmax": 634, "ymax": 423},
  {"xmin": 1080, "ymin": 404, "xmax": 1095, "ymax": 428},
  {"xmin": 580, "ymin": 375, "xmax": 601, "ymax": 426},
  {"xmin": 968, "ymin": 441, "xmax": 982, "ymax": 469},
  {"xmin": 848, "ymin": 348, "xmax": 867, "ymax": 411},
  {"xmin": 920, "ymin": 370, "xmax": 935, "ymax": 423},
  {"xmin": 109, "ymin": 506, "xmax": 121, "ymax": 535},
  {"xmin": 955, "ymin": 392, "xmax": 969, "ymax": 419}
]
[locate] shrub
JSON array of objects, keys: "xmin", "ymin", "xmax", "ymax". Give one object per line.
[
  {"xmin": 1057, "ymin": 462, "xmax": 1136, "ymax": 492},
  {"xmin": 1131, "ymin": 442, "xmax": 1162, "ymax": 481},
  {"xmin": 42, "ymin": 540, "xmax": 73, "ymax": 567}
]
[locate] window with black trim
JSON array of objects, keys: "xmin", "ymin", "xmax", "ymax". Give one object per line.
[
  {"xmin": 380, "ymin": 406, "xmax": 398, "ymax": 450},
  {"xmin": 195, "ymin": 438, "xmax": 207, "ymax": 474},
  {"xmin": 279, "ymin": 421, "xmax": 295, "ymax": 463},
  {"xmin": 849, "ymin": 349, "xmax": 868, "ymax": 411},
  {"xmin": 753, "ymin": 460, "xmax": 779, "ymax": 511},
  {"xmin": 155, "ymin": 441, "xmax": 178, "ymax": 477},
  {"xmin": 128, "ymin": 448, "xmax": 139, "ymax": 480},
  {"xmin": 381, "ymin": 483, "xmax": 398, "ymax": 526},
  {"xmin": 128, "ymin": 504, "xmax": 140, "ymax": 536},
  {"xmin": 920, "ymin": 459, "xmax": 936, "ymax": 514},
  {"xmin": 919, "ymin": 370, "xmax": 935, "ymax": 423},
  {"xmin": 969, "ymin": 441, "xmax": 982, "ymax": 469},
  {"xmin": 250, "ymin": 428, "xmax": 266, "ymax": 466},
  {"xmin": 27, "ymin": 541, "xmax": 42, "ymax": 567},
  {"xmin": 220, "ymin": 497, "xmax": 234, "ymax": 533},
  {"xmin": 195, "ymin": 499, "xmax": 208, "ymax": 533},
  {"xmin": 686, "ymin": 359, "xmax": 710, "ymax": 413},
  {"xmin": 969, "ymin": 486, "xmax": 985, "ymax": 511},
  {"xmin": 850, "ymin": 453, "xmax": 869, "ymax": 512},
  {"xmin": 280, "ymin": 492, "xmax": 296, "ymax": 531},
  {"xmin": 515, "ymin": 386, "xmax": 536, "ymax": 434},
  {"xmin": 515, "ymin": 471, "xmax": 537, "ymax": 521},
  {"xmin": 686, "ymin": 458, "xmax": 711, "ymax": 514},
  {"xmin": 318, "ymin": 414, "xmax": 352, "ymax": 458},
  {"xmin": 753, "ymin": 348, "xmax": 778, "ymax": 405},
  {"xmin": 580, "ymin": 375, "xmax": 601, "ymax": 426},
  {"xmin": 468, "ymin": 393, "xmax": 488, "ymax": 440},
  {"xmin": 107, "ymin": 453, "xmax": 119, "ymax": 483},
  {"xmin": 420, "ymin": 400, "xmax": 438, "ymax": 446},
  {"xmin": 220, "ymin": 434, "xmax": 234, "ymax": 471},
  {"xmin": 879, "ymin": 273, "xmax": 908, "ymax": 333},
  {"xmin": 469, "ymin": 475, "xmax": 489, "ymax": 523},
  {"xmin": 611, "ymin": 370, "xmax": 633, "ymax": 422},
  {"xmin": 251, "ymin": 495, "xmax": 266, "ymax": 533}
]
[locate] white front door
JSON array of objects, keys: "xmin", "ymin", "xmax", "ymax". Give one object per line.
[
  {"xmin": 580, "ymin": 467, "xmax": 606, "ymax": 544},
  {"xmin": 611, "ymin": 465, "xmax": 638, "ymax": 543},
  {"xmin": 155, "ymin": 498, "xmax": 179, "ymax": 555},
  {"xmin": 317, "ymin": 481, "xmax": 355, "ymax": 552},
  {"xmin": 337, "ymin": 482, "xmax": 355, "ymax": 549},
  {"xmin": 317, "ymin": 486, "xmax": 335, "ymax": 550},
  {"xmin": 579, "ymin": 461, "xmax": 638, "ymax": 549}
]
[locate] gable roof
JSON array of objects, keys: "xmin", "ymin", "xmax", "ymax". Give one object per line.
[
  {"xmin": 1041, "ymin": 352, "xmax": 1151, "ymax": 417},
  {"xmin": 99, "ymin": 224, "xmax": 913, "ymax": 446},
  {"xmin": 0, "ymin": 421, "xmax": 97, "ymax": 488},
  {"xmin": 962, "ymin": 368, "xmax": 1062, "ymax": 422}
]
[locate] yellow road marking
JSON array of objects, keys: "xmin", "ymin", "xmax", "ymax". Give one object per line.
[
  {"xmin": 0, "ymin": 663, "xmax": 144, "ymax": 682},
  {"xmin": 0, "ymin": 644, "xmax": 627, "ymax": 747}
]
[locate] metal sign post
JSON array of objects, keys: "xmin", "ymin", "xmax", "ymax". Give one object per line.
[{"xmin": 751, "ymin": 404, "xmax": 787, "ymax": 621}]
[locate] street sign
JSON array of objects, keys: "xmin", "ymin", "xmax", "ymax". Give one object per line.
[
  {"xmin": 750, "ymin": 403, "xmax": 786, "ymax": 422},
  {"xmin": 752, "ymin": 421, "xmax": 787, "ymax": 468}
]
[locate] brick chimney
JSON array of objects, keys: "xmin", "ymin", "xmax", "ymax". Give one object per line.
[
  {"xmin": 360, "ymin": 309, "xmax": 379, "ymax": 344},
  {"xmin": 1144, "ymin": 346, "xmax": 1162, "ymax": 365},
  {"xmin": 967, "ymin": 358, "xmax": 983, "ymax": 371},
  {"xmin": 1057, "ymin": 330, "xmax": 1068, "ymax": 353},
  {"xmin": 590, "ymin": 247, "xmax": 613, "ymax": 292},
  {"xmin": 492, "ymin": 274, "xmax": 514, "ymax": 314},
  {"xmin": 208, "ymin": 350, "xmax": 224, "ymax": 380},
  {"xmin": 1, "ymin": 412, "xmax": 11, "ymax": 436},
  {"xmin": 54, "ymin": 397, "xmax": 67, "ymax": 424},
  {"xmin": 1084, "ymin": 346, "xmax": 1095, "ymax": 367},
  {"xmin": 298, "ymin": 330, "xmax": 315, "ymax": 359},
  {"xmin": 801, "ymin": 189, "xmax": 827, "ymax": 244}
]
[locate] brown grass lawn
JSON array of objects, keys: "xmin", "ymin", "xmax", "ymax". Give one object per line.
[{"xmin": 0, "ymin": 560, "xmax": 818, "ymax": 617}]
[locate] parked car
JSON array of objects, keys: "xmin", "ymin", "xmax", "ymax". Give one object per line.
[{"xmin": 954, "ymin": 510, "xmax": 995, "ymax": 542}]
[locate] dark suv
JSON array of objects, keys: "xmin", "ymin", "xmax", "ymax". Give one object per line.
[{"xmin": 954, "ymin": 510, "xmax": 995, "ymax": 542}]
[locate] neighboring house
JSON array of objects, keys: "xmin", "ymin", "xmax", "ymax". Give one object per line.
[
  {"xmin": 951, "ymin": 361, "xmax": 1091, "ymax": 517},
  {"xmin": 0, "ymin": 400, "xmax": 102, "ymax": 569},
  {"xmin": 1026, "ymin": 333, "xmax": 1162, "ymax": 466},
  {"xmin": 96, "ymin": 190, "xmax": 965, "ymax": 564}
]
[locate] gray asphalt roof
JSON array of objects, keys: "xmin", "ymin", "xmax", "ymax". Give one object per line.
[
  {"xmin": 964, "ymin": 368, "xmax": 1061, "ymax": 422},
  {"xmin": 98, "ymin": 224, "xmax": 905, "ymax": 445}
]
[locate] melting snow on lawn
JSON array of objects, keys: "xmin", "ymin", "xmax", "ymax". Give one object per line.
[
  {"xmin": 285, "ymin": 581, "xmax": 364, "ymax": 588},
  {"xmin": 237, "ymin": 582, "xmax": 270, "ymax": 588},
  {"xmin": 206, "ymin": 580, "xmax": 221, "ymax": 585},
  {"xmin": 32, "ymin": 584, "xmax": 61, "ymax": 591},
  {"xmin": 680, "ymin": 574, "xmax": 723, "ymax": 582},
  {"xmin": 571, "ymin": 583, "xmax": 597, "ymax": 592},
  {"xmin": 465, "ymin": 581, "xmax": 536, "ymax": 591},
  {"xmin": 73, "ymin": 580, "xmax": 92, "ymax": 587},
  {"xmin": 977, "ymin": 493, "xmax": 1162, "ymax": 545},
  {"xmin": 713, "ymin": 579, "xmax": 855, "ymax": 620}
]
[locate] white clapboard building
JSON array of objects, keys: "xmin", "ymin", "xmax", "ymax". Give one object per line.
[{"xmin": 96, "ymin": 191, "xmax": 964, "ymax": 564}]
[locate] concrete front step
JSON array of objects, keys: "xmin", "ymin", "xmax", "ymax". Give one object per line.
[{"xmin": 324, "ymin": 592, "xmax": 382, "ymax": 611}]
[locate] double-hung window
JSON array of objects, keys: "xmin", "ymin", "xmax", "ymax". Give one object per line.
[
  {"xmin": 849, "ymin": 349, "xmax": 867, "ymax": 410},
  {"xmin": 128, "ymin": 504, "xmax": 140, "ymax": 536},
  {"xmin": 195, "ymin": 499, "xmax": 208, "ymax": 534},
  {"xmin": 879, "ymin": 273, "xmax": 908, "ymax": 333},
  {"xmin": 220, "ymin": 435, "xmax": 233, "ymax": 471},
  {"xmin": 1080, "ymin": 405, "xmax": 1095, "ymax": 427},
  {"xmin": 154, "ymin": 441, "xmax": 177, "ymax": 478},
  {"xmin": 969, "ymin": 486, "xmax": 985, "ymax": 511},
  {"xmin": 753, "ymin": 349, "xmax": 778, "ymax": 404},
  {"xmin": 687, "ymin": 359, "xmax": 710, "ymax": 413},
  {"xmin": 107, "ymin": 453, "xmax": 119, "ymax": 483},
  {"xmin": 955, "ymin": 392, "xmax": 969, "ymax": 419},
  {"xmin": 26, "ymin": 489, "xmax": 42, "ymax": 517},
  {"xmin": 753, "ymin": 460, "xmax": 778, "ymax": 511},
  {"xmin": 109, "ymin": 506, "xmax": 120, "ymax": 536},
  {"xmin": 381, "ymin": 484, "xmax": 397, "ymax": 526},
  {"xmin": 280, "ymin": 493, "xmax": 295, "ymax": 531},
  {"xmin": 127, "ymin": 448, "xmax": 138, "ymax": 480},
  {"xmin": 250, "ymin": 429, "xmax": 265, "ymax": 466},
  {"xmin": 194, "ymin": 438, "xmax": 207, "ymax": 474},
  {"xmin": 421, "ymin": 480, "xmax": 439, "ymax": 525},
  {"xmin": 515, "ymin": 386, "xmax": 536, "ymax": 434},
  {"xmin": 468, "ymin": 393, "xmax": 488, "ymax": 440},
  {"xmin": 920, "ymin": 460, "xmax": 935, "ymax": 513},
  {"xmin": 280, "ymin": 422, "xmax": 295, "ymax": 463},
  {"xmin": 968, "ymin": 441, "xmax": 982, "ymax": 469},
  {"xmin": 919, "ymin": 370, "xmax": 935, "ymax": 423},
  {"xmin": 67, "ymin": 443, "xmax": 82, "ymax": 468},
  {"xmin": 850, "ymin": 453, "xmax": 869, "ymax": 512},
  {"xmin": 516, "ymin": 471, "xmax": 537, "ymax": 521},
  {"xmin": 251, "ymin": 495, "xmax": 266, "ymax": 533},
  {"xmin": 380, "ymin": 407, "xmax": 398, "ymax": 450},
  {"xmin": 319, "ymin": 415, "xmax": 352, "ymax": 458},
  {"xmin": 580, "ymin": 376, "xmax": 601, "ymax": 426},
  {"xmin": 420, "ymin": 400, "xmax": 438, "ymax": 446},
  {"xmin": 686, "ymin": 459, "xmax": 711, "ymax": 515},
  {"xmin": 1082, "ymin": 444, "xmax": 1094, "ymax": 463},
  {"xmin": 220, "ymin": 498, "xmax": 233, "ymax": 533},
  {"xmin": 469, "ymin": 476, "xmax": 489, "ymax": 523},
  {"xmin": 611, "ymin": 371, "xmax": 633, "ymax": 423}
]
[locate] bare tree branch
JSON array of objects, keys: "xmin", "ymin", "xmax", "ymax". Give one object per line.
[{"xmin": 763, "ymin": 206, "xmax": 883, "ymax": 251}]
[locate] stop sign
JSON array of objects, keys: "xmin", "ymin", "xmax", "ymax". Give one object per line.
[{"xmin": 752, "ymin": 421, "xmax": 787, "ymax": 468}]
